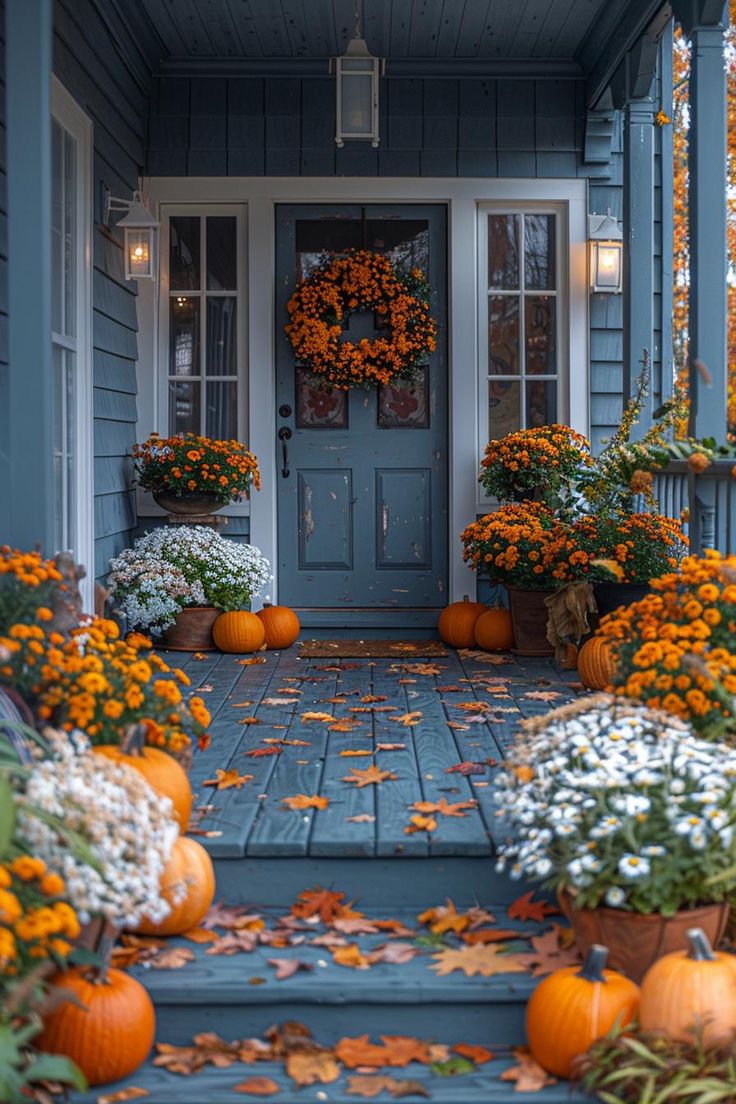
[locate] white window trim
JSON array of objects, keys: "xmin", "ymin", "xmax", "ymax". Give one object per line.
[
  {"xmin": 140, "ymin": 177, "xmax": 589, "ymax": 606},
  {"xmin": 51, "ymin": 77, "xmax": 94, "ymax": 611}
]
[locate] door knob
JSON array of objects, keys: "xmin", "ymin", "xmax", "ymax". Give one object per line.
[{"xmin": 278, "ymin": 426, "xmax": 292, "ymax": 478}]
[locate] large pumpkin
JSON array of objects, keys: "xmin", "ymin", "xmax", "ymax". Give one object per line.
[
  {"xmin": 438, "ymin": 596, "xmax": 487, "ymax": 649},
  {"xmin": 93, "ymin": 745, "xmax": 191, "ymax": 832},
  {"xmin": 136, "ymin": 835, "xmax": 215, "ymax": 937},
  {"xmin": 256, "ymin": 604, "xmax": 300, "ymax": 649},
  {"xmin": 526, "ymin": 945, "xmax": 640, "ymax": 1078},
  {"xmin": 473, "ymin": 607, "xmax": 514, "ymax": 652},
  {"xmin": 212, "ymin": 610, "xmax": 266, "ymax": 654},
  {"xmin": 640, "ymin": 927, "xmax": 736, "ymax": 1046},
  {"xmin": 577, "ymin": 636, "xmax": 616, "ymax": 691},
  {"xmin": 37, "ymin": 966, "xmax": 155, "ymax": 1086}
]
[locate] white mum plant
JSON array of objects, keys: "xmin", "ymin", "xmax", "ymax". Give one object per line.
[
  {"xmin": 494, "ymin": 695, "xmax": 736, "ymax": 915},
  {"xmin": 16, "ymin": 730, "xmax": 179, "ymax": 927},
  {"xmin": 109, "ymin": 525, "xmax": 271, "ymax": 632}
]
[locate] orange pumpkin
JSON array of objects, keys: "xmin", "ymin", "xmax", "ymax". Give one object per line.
[
  {"xmin": 526, "ymin": 945, "xmax": 640, "ymax": 1078},
  {"xmin": 136, "ymin": 835, "xmax": 215, "ymax": 937},
  {"xmin": 438, "ymin": 596, "xmax": 487, "ymax": 649},
  {"xmin": 37, "ymin": 966, "xmax": 155, "ymax": 1086},
  {"xmin": 577, "ymin": 636, "xmax": 616, "ymax": 690},
  {"xmin": 93, "ymin": 745, "xmax": 191, "ymax": 832},
  {"xmin": 473, "ymin": 607, "xmax": 514, "ymax": 652},
  {"xmin": 212, "ymin": 610, "xmax": 266, "ymax": 654},
  {"xmin": 640, "ymin": 927, "xmax": 736, "ymax": 1046},
  {"xmin": 256, "ymin": 603, "xmax": 301, "ymax": 649}
]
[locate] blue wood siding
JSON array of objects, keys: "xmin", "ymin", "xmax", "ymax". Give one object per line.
[
  {"xmin": 0, "ymin": 8, "xmax": 9, "ymax": 505},
  {"xmin": 52, "ymin": 0, "xmax": 159, "ymax": 581}
]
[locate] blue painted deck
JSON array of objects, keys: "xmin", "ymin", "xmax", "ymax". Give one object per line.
[{"xmin": 71, "ymin": 643, "xmax": 587, "ymax": 1103}]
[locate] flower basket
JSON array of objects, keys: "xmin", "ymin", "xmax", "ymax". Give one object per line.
[
  {"xmin": 163, "ymin": 606, "xmax": 220, "ymax": 651},
  {"xmin": 506, "ymin": 587, "xmax": 555, "ymax": 656},
  {"xmin": 152, "ymin": 491, "xmax": 223, "ymax": 517},
  {"xmin": 558, "ymin": 888, "xmax": 729, "ymax": 983}
]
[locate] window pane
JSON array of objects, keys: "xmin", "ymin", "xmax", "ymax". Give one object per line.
[
  {"xmin": 488, "ymin": 214, "xmax": 519, "ymax": 289},
  {"xmin": 206, "ymin": 381, "xmax": 238, "ymax": 440},
  {"xmin": 169, "ymin": 379, "xmax": 201, "ymax": 435},
  {"xmin": 52, "ymin": 346, "xmax": 76, "ymax": 552},
  {"xmin": 52, "ymin": 345, "xmax": 64, "ymax": 549},
  {"xmin": 170, "ymin": 297, "xmax": 200, "ymax": 377},
  {"xmin": 170, "ymin": 216, "xmax": 201, "ymax": 290},
  {"xmin": 526, "ymin": 379, "xmax": 557, "ymax": 428},
  {"xmin": 524, "ymin": 214, "xmax": 555, "ymax": 290},
  {"xmin": 366, "ymin": 220, "xmax": 429, "ymax": 277},
  {"xmin": 296, "ymin": 219, "xmax": 362, "ymax": 280},
  {"xmin": 488, "ymin": 296, "xmax": 520, "ymax": 375},
  {"xmin": 51, "ymin": 121, "xmax": 63, "ymax": 335},
  {"xmin": 489, "ymin": 378, "xmax": 521, "ymax": 437},
  {"xmin": 525, "ymin": 295, "xmax": 557, "ymax": 375},
  {"xmin": 206, "ymin": 216, "xmax": 237, "ymax": 291},
  {"xmin": 206, "ymin": 297, "xmax": 237, "ymax": 376},
  {"xmin": 64, "ymin": 131, "xmax": 77, "ymax": 337}
]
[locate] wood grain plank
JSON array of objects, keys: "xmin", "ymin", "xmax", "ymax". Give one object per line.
[{"xmin": 371, "ymin": 661, "xmax": 428, "ymax": 857}]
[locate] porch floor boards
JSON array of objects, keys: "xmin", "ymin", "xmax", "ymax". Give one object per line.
[{"xmin": 170, "ymin": 645, "xmax": 583, "ymax": 860}]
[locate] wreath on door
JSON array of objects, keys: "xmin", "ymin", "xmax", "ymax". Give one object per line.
[{"xmin": 284, "ymin": 249, "xmax": 437, "ymax": 390}]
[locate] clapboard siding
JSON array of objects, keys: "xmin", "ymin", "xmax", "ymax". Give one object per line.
[
  {"xmin": 51, "ymin": 0, "xmax": 159, "ymax": 582},
  {"xmin": 0, "ymin": 9, "xmax": 8, "ymax": 485}
]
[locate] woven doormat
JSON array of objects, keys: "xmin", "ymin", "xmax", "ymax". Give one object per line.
[{"xmin": 299, "ymin": 639, "xmax": 448, "ymax": 659}]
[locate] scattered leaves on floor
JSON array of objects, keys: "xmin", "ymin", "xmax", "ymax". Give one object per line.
[
  {"xmin": 445, "ymin": 761, "xmax": 486, "ymax": 775},
  {"xmin": 395, "ymin": 664, "xmax": 444, "ymax": 676},
  {"xmin": 524, "ymin": 689, "xmax": 563, "ymax": 702},
  {"xmin": 453, "ymin": 1044, "xmax": 494, "ymax": 1065},
  {"xmin": 233, "ymin": 1077, "xmax": 280, "ymax": 1096},
  {"xmin": 339, "ymin": 749, "xmax": 373, "ymax": 757},
  {"xmin": 346, "ymin": 1075, "xmax": 429, "ymax": 1097},
  {"xmin": 237, "ymin": 717, "xmax": 261, "ymax": 726},
  {"xmin": 395, "ymin": 711, "xmax": 423, "ymax": 726},
  {"xmin": 237, "ymin": 657, "xmax": 267, "ymax": 666},
  {"xmin": 405, "ymin": 814, "xmax": 437, "ymax": 835},
  {"xmin": 281, "ymin": 794, "xmax": 330, "ymax": 810},
  {"xmin": 335, "ymin": 1036, "xmax": 434, "ymax": 1069},
  {"xmin": 418, "ymin": 900, "xmax": 476, "ymax": 935},
  {"xmin": 410, "ymin": 798, "xmax": 477, "ymax": 818},
  {"xmin": 342, "ymin": 766, "xmax": 398, "ymax": 787},
  {"xmin": 96, "ymin": 1089, "xmax": 150, "ymax": 1104},
  {"xmin": 500, "ymin": 1047, "xmax": 557, "ymax": 1092},
  {"xmin": 205, "ymin": 931, "xmax": 260, "ymax": 956},
  {"xmin": 512, "ymin": 924, "xmax": 581, "ymax": 977},
  {"xmin": 300, "ymin": 711, "xmax": 335, "ymax": 723},
  {"xmin": 245, "ymin": 747, "xmax": 282, "ymax": 758},
  {"xmin": 202, "ymin": 768, "xmax": 254, "ymax": 790},
  {"xmin": 291, "ymin": 887, "xmax": 350, "ymax": 923},
  {"xmin": 153, "ymin": 1033, "xmax": 250, "ymax": 1075},
  {"xmin": 507, "ymin": 891, "xmax": 559, "ymax": 924},
  {"xmin": 376, "ymin": 742, "xmax": 405, "ymax": 751},
  {"xmin": 284, "ymin": 1050, "xmax": 341, "ymax": 1086},
  {"xmin": 345, "ymin": 812, "xmax": 376, "ymax": 823},
  {"xmin": 329, "ymin": 718, "xmax": 364, "ymax": 732},
  {"xmin": 430, "ymin": 943, "xmax": 529, "ymax": 978},
  {"xmin": 203, "ymin": 903, "xmax": 264, "ymax": 931},
  {"xmin": 268, "ymin": 957, "xmax": 314, "ymax": 980},
  {"xmin": 431, "ymin": 1057, "xmax": 476, "ymax": 1076}
]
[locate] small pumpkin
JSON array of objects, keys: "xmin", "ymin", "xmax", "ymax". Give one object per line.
[
  {"xmin": 256, "ymin": 603, "xmax": 300, "ymax": 649},
  {"xmin": 438, "ymin": 596, "xmax": 487, "ymax": 649},
  {"xmin": 577, "ymin": 635, "xmax": 615, "ymax": 690},
  {"xmin": 93, "ymin": 745, "xmax": 191, "ymax": 832},
  {"xmin": 136, "ymin": 835, "xmax": 215, "ymax": 937},
  {"xmin": 37, "ymin": 966, "xmax": 155, "ymax": 1086},
  {"xmin": 640, "ymin": 927, "xmax": 736, "ymax": 1045},
  {"xmin": 213, "ymin": 610, "xmax": 266, "ymax": 654},
  {"xmin": 473, "ymin": 606, "xmax": 514, "ymax": 652},
  {"xmin": 526, "ymin": 944, "xmax": 640, "ymax": 1078}
]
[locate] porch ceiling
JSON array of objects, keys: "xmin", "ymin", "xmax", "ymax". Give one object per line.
[{"xmin": 130, "ymin": 0, "xmax": 669, "ymax": 81}]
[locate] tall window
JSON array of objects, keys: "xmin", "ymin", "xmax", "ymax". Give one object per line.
[
  {"xmin": 478, "ymin": 207, "xmax": 562, "ymax": 442},
  {"xmin": 51, "ymin": 80, "xmax": 93, "ymax": 601},
  {"xmin": 166, "ymin": 209, "xmax": 244, "ymax": 440}
]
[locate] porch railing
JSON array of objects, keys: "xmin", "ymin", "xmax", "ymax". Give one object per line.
[{"xmin": 652, "ymin": 459, "xmax": 736, "ymax": 556}]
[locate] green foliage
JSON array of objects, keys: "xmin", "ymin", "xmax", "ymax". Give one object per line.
[{"xmin": 0, "ymin": 1017, "xmax": 86, "ymax": 1104}]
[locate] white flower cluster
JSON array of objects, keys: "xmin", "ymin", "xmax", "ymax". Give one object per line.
[
  {"xmin": 17, "ymin": 730, "xmax": 179, "ymax": 927},
  {"xmin": 109, "ymin": 525, "xmax": 272, "ymax": 632},
  {"xmin": 494, "ymin": 696, "xmax": 736, "ymax": 914}
]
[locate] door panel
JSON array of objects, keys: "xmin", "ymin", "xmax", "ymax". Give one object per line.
[{"xmin": 276, "ymin": 204, "xmax": 448, "ymax": 626}]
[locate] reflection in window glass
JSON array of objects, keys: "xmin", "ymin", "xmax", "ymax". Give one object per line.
[
  {"xmin": 488, "ymin": 214, "xmax": 519, "ymax": 289},
  {"xmin": 207, "ymin": 217, "xmax": 237, "ymax": 291},
  {"xmin": 489, "ymin": 379, "xmax": 521, "ymax": 438},
  {"xmin": 524, "ymin": 215, "xmax": 556, "ymax": 290},
  {"xmin": 206, "ymin": 381, "xmax": 238, "ymax": 440},
  {"xmin": 525, "ymin": 295, "xmax": 556, "ymax": 375},
  {"xmin": 170, "ymin": 217, "xmax": 200, "ymax": 291},
  {"xmin": 169, "ymin": 297, "xmax": 200, "ymax": 377},
  {"xmin": 169, "ymin": 379, "xmax": 200, "ymax": 436},
  {"xmin": 488, "ymin": 296, "xmax": 520, "ymax": 376},
  {"xmin": 526, "ymin": 379, "xmax": 557, "ymax": 427}
]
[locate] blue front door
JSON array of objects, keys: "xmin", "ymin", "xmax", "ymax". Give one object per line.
[{"xmin": 276, "ymin": 204, "xmax": 448, "ymax": 629}]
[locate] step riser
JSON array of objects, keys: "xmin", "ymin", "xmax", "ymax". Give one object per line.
[
  {"xmin": 152, "ymin": 1002, "xmax": 527, "ymax": 1047},
  {"xmin": 212, "ymin": 857, "xmax": 525, "ymax": 907}
]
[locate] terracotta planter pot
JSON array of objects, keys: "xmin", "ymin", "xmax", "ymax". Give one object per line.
[
  {"xmin": 163, "ymin": 606, "xmax": 219, "ymax": 651},
  {"xmin": 506, "ymin": 586, "xmax": 555, "ymax": 656},
  {"xmin": 558, "ymin": 889, "xmax": 730, "ymax": 983},
  {"xmin": 594, "ymin": 582, "xmax": 650, "ymax": 618},
  {"xmin": 153, "ymin": 491, "xmax": 223, "ymax": 516}
]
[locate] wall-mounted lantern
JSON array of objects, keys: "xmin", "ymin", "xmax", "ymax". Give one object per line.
[
  {"xmin": 103, "ymin": 188, "xmax": 159, "ymax": 280},
  {"xmin": 589, "ymin": 212, "xmax": 623, "ymax": 294},
  {"xmin": 332, "ymin": 4, "xmax": 383, "ymax": 148}
]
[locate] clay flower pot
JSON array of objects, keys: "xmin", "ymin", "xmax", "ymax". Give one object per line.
[
  {"xmin": 163, "ymin": 606, "xmax": 220, "ymax": 651},
  {"xmin": 506, "ymin": 586, "xmax": 555, "ymax": 656},
  {"xmin": 153, "ymin": 491, "xmax": 223, "ymax": 516},
  {"xmin": 558, "ymin": 888, "xmax": 730, "ymax": 983}
]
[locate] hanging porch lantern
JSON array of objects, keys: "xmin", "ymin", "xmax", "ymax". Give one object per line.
[
  {"xmin": 104, "ymin": 189, "xmax": 159, "ymax": 280},
  {"xmin": 333, "ymin": 3, "xmax": 383, "ymax": 148},
  {"xmin": 589, "ymin": 212, "xmax": 623, "ymax": 294}
]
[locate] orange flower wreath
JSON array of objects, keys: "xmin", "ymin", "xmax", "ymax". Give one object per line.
[{"xmin": 285, "ymin": 249, "xmax": 437, "ymax": 389}]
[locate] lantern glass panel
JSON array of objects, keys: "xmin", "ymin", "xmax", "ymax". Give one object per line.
[
  {"xmin": 127, "ymin": 229, "xmax": 153, "ymax": 278},
  {"xmin": 340, "ymin": 73, "xmax": 373, "ymax": 135}
]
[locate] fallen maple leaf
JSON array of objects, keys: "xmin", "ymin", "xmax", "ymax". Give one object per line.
[
  {"xmin": 300, "ymin": 711, "xmax": 335, "ymax": 723},
  {"xmin": 431, "ymin": 943, "xmax": 530, "ymax": 978},
  {"xmin": 97, "ymin": 1089, "xmax": 150, "ymax": 1104},
  {"xmin": 524, "ymin": 689, "xmax": 563, "ymax": 701},
  {"xmin": 513, "ymin": 924, "xmax": 581, "ymax": 977},
  {"xmin": 285, "ymin": 1050, "xmax": 340, "ymax": 1086},
  {"xmin": 453, "ymin": 1043, "xmax": 494, "ymax": 1065},
  {"xmin": 445, "ymin": 761, "xmax": 486, "ymax": 775},
  {"xmin": 360, "ymin": 695, "xmax": 387, "ymax": 703},
  {"xmin": 281, "ymin": 794, "xmax": 330, "ymax": 810},
  {"xmin": 233, "ymin": 1077, "xmax": 280, "ymax": 1096},
  {"xmin": 418, "ymin": 900, "xmax": 472, "ymax": 935},
  {"xmin": 500, "ymin": 1047, "xmax": 557, "ymax": 1092},
  {"xmin": 507, "ymin": 891, "xmax": 559, "ymax": 923},
  {"xmin": 245, "ymin": 746, "xmax": 282, "ymax": 757},
  {"xmin": 205, "ymin": 931, "xmax": 259, "ymax": 955},
  {"xmin": 237, "ymin": 657, "xmax": 267, "ymax": 665},
  {"xmin": 339, "ymin": 749, "xmax": 373, "ymax": 757},
  {"xmin": 397, "ymin": 664, "xmax": 444, "ymax": 675},
  {"xmin": 191, "ymin": 652, "xmax": 208, "ymax": 660},
  {"xmin": 454, "ymin": 701, "xmax": 493, "ymax": 713},
  {"xmin": 202, "ymin": 768, "xmax": 254, "ymax": 790},
  {"xmin": 346, "ymin": 813, "xmax": 376, "ymax": 823},
  {"xmin": 346, "ymin": 1075, "xmax": 429, "ymax": 1098},
  {"xmin": 404, "ymin": 814, "xmax": 437, "ymax": 835},
  {"xmin": 376, "ymin": 742, "xmax": 405, "ymax": 751},
  {"xmin": 462, "ymin": 928, "xmax": 520, "ymax": 945},
  {"xmin": 276, "ymin": 687, "xmax": 302, "ymax": 695},
  {"xmin": 332, "ymin": 917, "xmax": 380, "ymax": 934},
  {"xmin": 268, "ymin": 957, "xmax": 314, "ymax": 980},
  {"xmin": 332, "ymin": 942, "xmax": 375, "ymax": 969},
  {"xmin": 329, "ymin": 719, "xmax": 364, "ymax": 732},
  {"xmin": 237, "ymin": 717, "xmax": 261, "ymax": 726},
  {"xmin": 335, "ymin": 1035, "xmax": 433, "ymax": 1069},
  {"xmin": 148, "ymin": 946, "xmax": 195, "ymax": 969},
  {"xmin": 342, "ymin": 765, "xmax": 398, "ymax": 787},
  {"xmin": 410, "ymin": 797, "xmax": 477, "ymax": 818},
  {"xmin": 395, "ymin": 711, "xmax": 422, "ymax": 726},
  {"xmin": 262, "ymin": 697, "xmax": 297, "ymax": 706},
  {"xmin": 374, "ymin": 941, "xmax": 419, "ymax": 964},
  {"xmin": 202, "ymin": 903, "xmax": 264, "ymax": 930},
  {"xmin": 291, "ymin": 887, "xmax": 347, "ymax": 923},
  {"xmin": 436, "ymin": 684, "xmax": 462, "ymax": 692},
  {"xmin": 153, "ymin": 1033, "xmax": 246, "ymax": 1075}
]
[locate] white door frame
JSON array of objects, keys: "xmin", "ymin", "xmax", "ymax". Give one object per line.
[{"xmin": 140, "ymin": 177, "xmax": 589, "ymax": 608}]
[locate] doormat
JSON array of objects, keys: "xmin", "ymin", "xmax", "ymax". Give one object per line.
[{"xmin": 299, "ymin": 639, "xmax": 448, "ymax": 659}]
